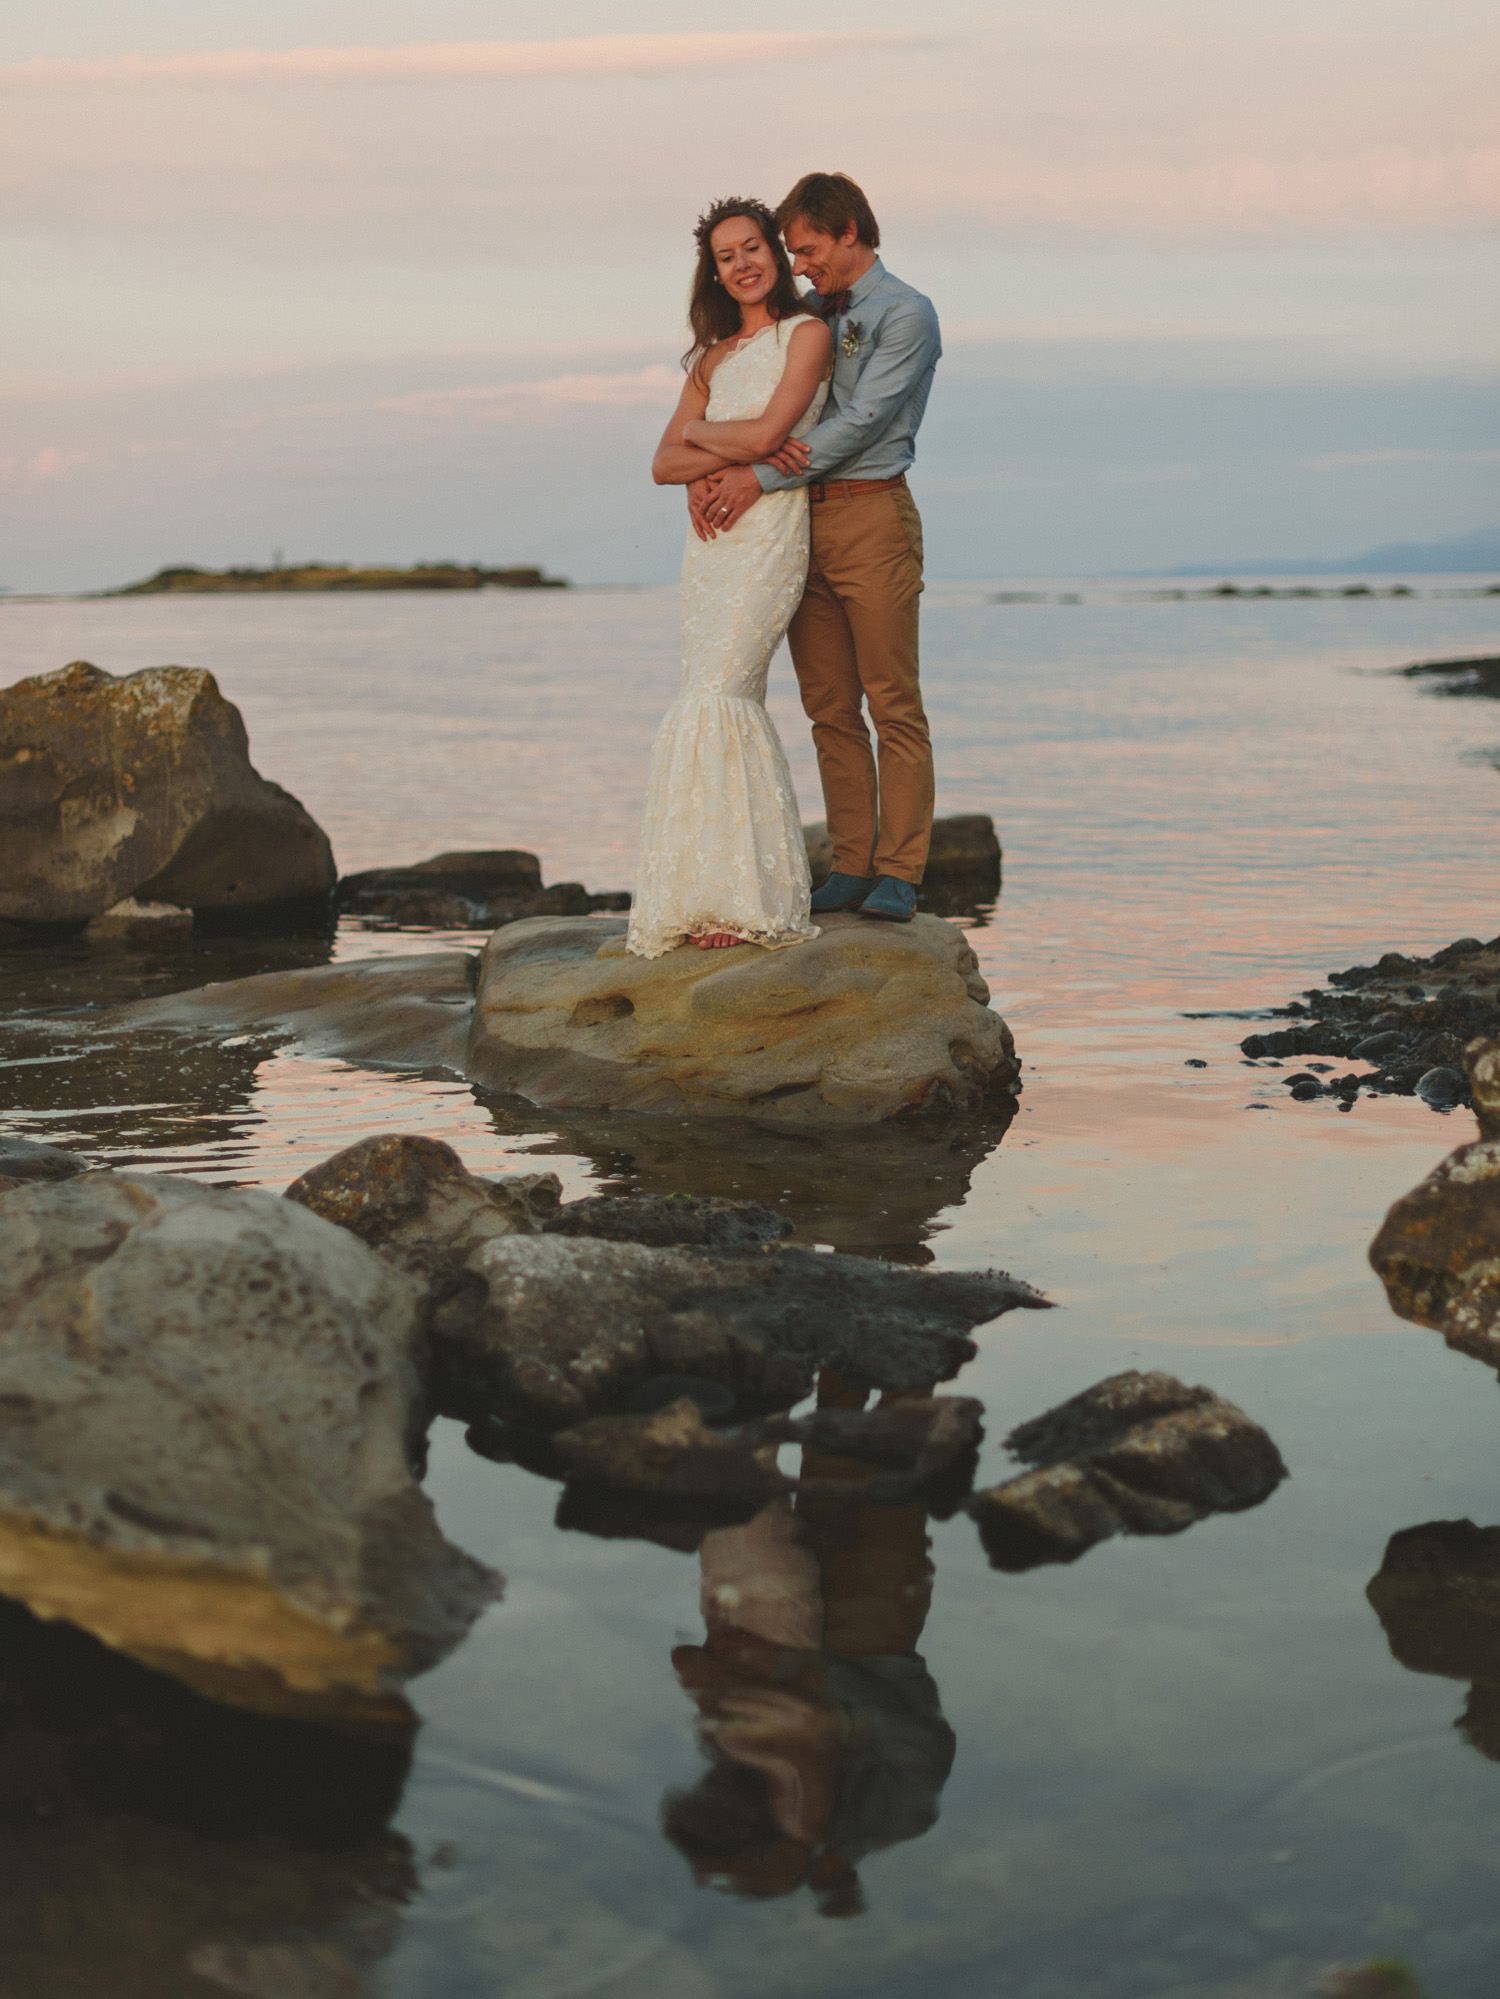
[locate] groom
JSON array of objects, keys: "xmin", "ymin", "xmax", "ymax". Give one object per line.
[{"xmin": 699, "ymin": 172, "xmax": 941, "ymax": 923}]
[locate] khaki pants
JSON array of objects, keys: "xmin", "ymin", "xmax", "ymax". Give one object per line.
[{"xmin": 787, "ymin": 482, "xmax": 934, "ymax": 884}]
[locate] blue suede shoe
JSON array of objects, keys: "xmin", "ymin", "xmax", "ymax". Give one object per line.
[
  {"xmin": 858, "ymin": 876, "xmax": 918, "ymax": 922},
  {"xmin": 810, "ymin": 871, "xmax": 878, "ymax": 913}
]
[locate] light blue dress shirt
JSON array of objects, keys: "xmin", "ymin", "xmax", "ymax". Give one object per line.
[{"xmin": 753, "ymin": 258, "xmax": 941, "ymax": 493}]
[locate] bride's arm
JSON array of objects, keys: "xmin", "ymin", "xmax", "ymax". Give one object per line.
[
  {"xmin": 680, "ymin": 318, "xmax": 831, "ymax": 464},
  {"xmin": 652, "ymin": 364, "xmax": 734, "ymax": 486}
]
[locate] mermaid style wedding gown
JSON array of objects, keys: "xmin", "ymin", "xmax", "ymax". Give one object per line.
[{"xmin": 626, "ymin": 320, "xmax": 829, "ymax": 959}]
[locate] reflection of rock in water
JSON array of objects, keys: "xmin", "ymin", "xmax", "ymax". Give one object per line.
[
  {"xmin": 1368, "ymin": 1519, "xmax": 1500, "ymax": 1761},
  {"xmin": 477, "ymin": 1098, "xmax": 1018, "ymax": 1260},
  {"xmin": 661, "ymin": 1376, "xmax": 956, "ymax": 1917},
  {"xmin": 0, "ymin": 1598, "xmax": 414, "ymax": 1999}
]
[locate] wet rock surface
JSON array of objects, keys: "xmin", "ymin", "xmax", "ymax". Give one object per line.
[
  {"xmin": 467, "ymin": 911, "xmax": 1020, "ymax": 1124},
  {"xmin": 971, "ymin": 1371, "xmax": 1288, "ymax": 1570},
  {"xmin": 1236, "ymin": 931, "xmax": 1500, "ymax": 1110},
  {"xmin": 430, "ymin": 1233, "xmax": 1047, "ymax": 1430},
  {"xmin": 0, "ymin": 660, "xmax": 335, "ymax": 928},
  {"xmin": 106, "ymin": 949, "xmax": 480, "ymax": 1071},
  {"xmin": 0, "ymin": 1170, "xmax": 498, "ymax": 1725},
  {"xmin": 339, "ymin": 847, "xmax": 629, "ymax": 930},
  {"xmin": 1369, "ymin": 1038, "xmax": 1500, "ymax": 1367},
  {"xmin": 1368, "ymin": 1519, "xmax": 1500, "ymax": 1761},
  {"xmin": 1397, "ymin": 651, "xmax": 1500, "ymax": 700}
]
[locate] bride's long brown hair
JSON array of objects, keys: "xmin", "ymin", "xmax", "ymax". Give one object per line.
[{"xmin": 683, "ymin": 197, "xmax": 814, "ymax": 390}]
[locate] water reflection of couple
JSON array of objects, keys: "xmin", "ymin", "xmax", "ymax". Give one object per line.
[
  {"xmin": 663, "ymin": 1371, "xmax": 956, "ymax": 1914},
  {"xmin": 626, "ymin": 173, "xmax": 941, "ymax": 959}
]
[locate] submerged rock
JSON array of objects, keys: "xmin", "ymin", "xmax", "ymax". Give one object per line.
[
  {"xmin": 107, "ymin": 950, "xmax": 479, "ymax": 1071},
  {"xmin": 466, "ymin": 911, "xmax": 1019, "ymax": 1124},
  {"xmin": 0, "ymin": 1136, "xmax": 89, "ymax": 1186},
  {"xmin": 0, "ymin": 660, "xmax": 335, "ymax": 927},
  {"xmin": 971, "ymin": 1370, "xmax": 1287, "ymax": 1570},
  {"xmin": 339, "ymin": 847, "xmax": 629, "ymax": 930},
  {"xmin": 1367, "ymin": 1519, "xmax": 1500, "ymax": 1761},
  {"xmin": 1369, "ymin": 1038, "xmax": 1500, "ymax": 1367},
  {"xmin": 430, "ymin": 1233, "xmax": 1047, "ymax": 1429},
  {"xmin": 83, "ymin": 896, "xmax": 192, "ymax": 942},
  {"xmin": 0, "ymin": 1171, "xmax": 498, "ymax": 1726}
]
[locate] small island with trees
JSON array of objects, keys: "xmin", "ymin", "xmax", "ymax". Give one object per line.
[{"xmin": 106, "ymin": 561, "xmax": 570, "ymax": 595}]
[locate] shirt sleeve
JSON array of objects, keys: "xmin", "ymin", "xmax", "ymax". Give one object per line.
[{"xmin": 754, "ymin": 295, "xmax": 940, "ymax": 493}]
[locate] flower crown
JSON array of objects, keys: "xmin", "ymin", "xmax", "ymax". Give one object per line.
[{"xmin": 693, "ymin": 198, "xmax": 779, "ymax": 253}]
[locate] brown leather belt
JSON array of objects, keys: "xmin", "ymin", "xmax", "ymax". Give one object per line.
[{"xmin": 809, "ymin": 473, "xmax": 907, "ymax": 502}]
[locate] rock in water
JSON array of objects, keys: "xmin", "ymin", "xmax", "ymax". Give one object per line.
[
  {"xmin": 0, "ymin": 660, "xmax": 335, "ymax": 926},
  {"xmin": 0, "ymin": 1171, "xmax": 498, "ymax": 1726},
  {"xmin": 286, "ymin": 1132, "xmax": 559, "ymax": 1321},
  {"xmin": 466, "ymin": 911, "xmax": 1019, "ymax": 1124},
  {"xmin": 83, "ymin": 896, "xmax": 193, "ymax": 942},
  {"xmin": 543, "ymin": 1192, "xmax": 791, "ymax": 1249},
  {"xmin": 429, "ymin": 1234, "xmax": 1046, "ymax": 1429},
  {"xmin": 802, "ymin": 814, "xmax": 1001, "ymax": 890},
  {"xmin": 971, "ymin": 1370, "xmax": 1287, "ymax": 1570},
  {"xmin": 1369, "ymin": 1037, "xmax": 1500, "ymax": 1366}
]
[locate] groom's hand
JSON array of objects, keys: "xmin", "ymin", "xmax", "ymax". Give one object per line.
[
  {"xmin": 706, "ymin": 465, "xmax": 763, "ymax": 533},
  {"xmin": 766, "ymin": 437, "xmax": 812, "ymax": 477}
]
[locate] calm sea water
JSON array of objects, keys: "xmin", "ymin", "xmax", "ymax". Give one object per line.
[{"xmin": 2, "ymin": 582, "xmax": 1499, "ymax": 1997}]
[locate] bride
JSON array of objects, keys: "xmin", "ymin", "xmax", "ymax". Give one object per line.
[{"xmin": 626, "ymin": 197, "xmax": 832, "ymax": 959}]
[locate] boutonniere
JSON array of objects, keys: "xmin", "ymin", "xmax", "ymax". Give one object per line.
[{"xmin": 841, "ymin": 319, "xmax": 865, "ymax": 360}]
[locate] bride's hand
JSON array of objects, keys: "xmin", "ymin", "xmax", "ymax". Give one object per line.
[{"xmin": 687, "ymin": 476, "xmax": 719, "ymax": 542}]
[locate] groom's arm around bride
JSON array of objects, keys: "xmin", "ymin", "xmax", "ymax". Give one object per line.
[{"xmin": 708, "ymin": 173, "xmax": 941, "ymax": 919}]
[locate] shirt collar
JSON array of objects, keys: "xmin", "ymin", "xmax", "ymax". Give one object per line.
[{"xmin": 848, "ymin": 258, "xmax": 885, "ymax": 310}]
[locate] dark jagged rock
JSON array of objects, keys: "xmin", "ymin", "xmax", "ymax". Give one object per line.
[
  {"xmin": 553, "ymin": 1398, "xmax": 787, "ymax": 1504},
  {"xmin": 430, "ymin": 1234, "xmax": 1048, "ymax": 1429},
  {"xmin": 1236, "ymin": 931, "xmax": 1500, "ymax": 1108},
  {"xmin": 1368, "ymin": 1519, "xmax": 1500, "ymax": 1761},
  {"xmin": 1369, "ymin": 1038, "xmax": 1500, "ymax": 1367},
  {"xmin": 971, "ymin": 1370, "xmax": 1287, "ymax": 1570},
  {"xmin": 0, "ymin": 660, "xmax": 335, "ymax": 928},
  {"xmin": 1397, "ymin": 652, "xmax": 1500, "ymax": 699},
  {"xmin": 285, "ymin": 1133, "xmax": 558, "ymax": 1329},
  {"xmin": 338, "ymin": 848, "xmax": 630, "ymax": 929},
  {"xmin": 543, "ymin": 1192, "xmax": 791, "ymax": 1250}
]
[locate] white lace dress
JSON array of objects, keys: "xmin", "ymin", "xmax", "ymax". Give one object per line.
[{"xmin": 626, "ymin": 320, "xmax": 829, "ymax": 959}]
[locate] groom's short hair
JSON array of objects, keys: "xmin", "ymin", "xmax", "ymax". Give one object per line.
[{"xmin": 776, "ymin": 173, "xmax": 880, "ymax": 250}]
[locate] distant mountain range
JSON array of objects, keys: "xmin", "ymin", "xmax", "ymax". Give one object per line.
[{"xmin": 1164, "ymin": 527, "xmax": 1500, "ymax": 578}]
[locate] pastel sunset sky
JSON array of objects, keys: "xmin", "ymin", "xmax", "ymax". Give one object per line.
[{"xmin": 2, "ymin": 0, "xmax": 1496, "ymax": 589}]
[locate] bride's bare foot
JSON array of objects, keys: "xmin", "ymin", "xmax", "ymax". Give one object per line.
[{"xmin": 692, "ymin": 932, "xmax": 742, "ymax": 949}]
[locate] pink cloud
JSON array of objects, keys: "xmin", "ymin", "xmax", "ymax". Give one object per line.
[{"xmin": 0, "ymin": 32, "xmax": 915, "ymax": 89}]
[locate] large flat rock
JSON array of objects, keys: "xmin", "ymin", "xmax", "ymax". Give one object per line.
[
  {"xmin": 0, "ymin": 660, "xmax": 335, "ymax": 925},
  {"xmin": 0, "ymin": 1171, "xmax": 497, "ymax": 1726},
  {"xmin": 466, "ymin": 911, "xmax": 1018, "ymax": 1124}
]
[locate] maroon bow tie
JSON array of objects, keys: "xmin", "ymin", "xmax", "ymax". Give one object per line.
[{"xmin": 821, "ymin": 288, "xmax": 852, "ymax": 320}]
